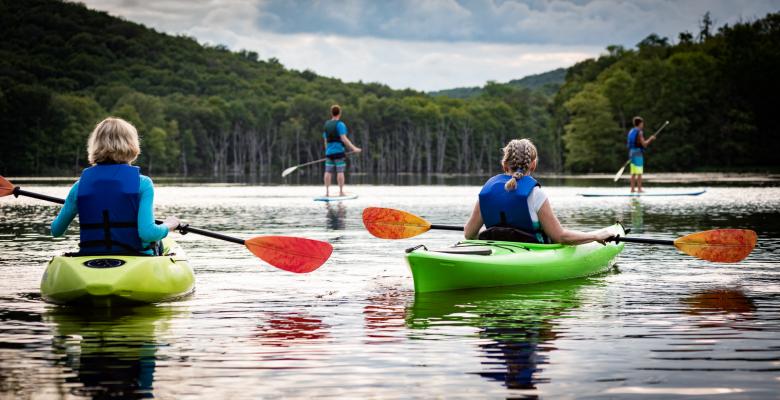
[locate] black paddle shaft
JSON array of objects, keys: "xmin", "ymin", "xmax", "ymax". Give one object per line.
[
  {"xmin": 177, "ymin": 224, "xmax": 245, "ymax": 245},
  {"xmin": 13, "ymin": 186, "xmax": 246, "ymax": 245},
  {"xmin": 610, "ymin": 236, "xmax": 674, "ymax": 245},
  {"xmin": 13, "ymin": 187, "xmax": 65, "ymax": 204},
  {"xmin": 430, "ymin": 224, "xmax": 465, "ymax": 231},
  {"xmin": 424, "ymin": 219, "xmax": 674, "ymax": 245}
]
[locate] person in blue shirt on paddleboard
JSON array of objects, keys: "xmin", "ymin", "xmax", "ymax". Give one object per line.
[
  {"xmin": 51, "ymin": 117, "xmax": 180, "ymax": 255},
  {"xmin": 627, "ymin": 116, "xmax": 656, "ymax": 193},
  {"xmin": 323, "ymin": 105, "xmax": 361, "ymax": 197},
  {"xmin": 464, "ymin": 139, "xmax": 613, "ymax": 244}
]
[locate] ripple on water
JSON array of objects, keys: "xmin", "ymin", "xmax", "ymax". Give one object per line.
[{"xmin": 0, "ymin": 184, "xmax": 779, "ymax": 398}]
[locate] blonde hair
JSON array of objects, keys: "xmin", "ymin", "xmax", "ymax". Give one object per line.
[
  {"xmin": 501, "ymin": 138, "xmax": 537, "ymax": 191},
  {"xmin": 87, "ymin": 117, "xmax": 141, "ymax": 165}
]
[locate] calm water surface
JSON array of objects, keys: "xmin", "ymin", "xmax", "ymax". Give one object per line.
[{"xmin": 1, "ymin": 183, "xmax": 779, "ymax": 399}]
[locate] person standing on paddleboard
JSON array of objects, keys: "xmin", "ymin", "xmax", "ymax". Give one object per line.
[
  {"xmin": 50, "ymin": 117, "xmax": 180, "ymax": 255},
  {"xmin": 323, "ymin": 105, "xmax": 361, "ymax": 197},
  {"xmin": 465, "ymin": 139, "xmax": 613, "ymax": 244},
  {"xmin": 627, "ymin": 116, "xmax": 656, "ymax": 193}
]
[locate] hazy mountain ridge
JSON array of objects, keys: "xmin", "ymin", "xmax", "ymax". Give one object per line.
[{"xmin": 429, "ymin": 68, "xmax": 566, "ymax": 99}]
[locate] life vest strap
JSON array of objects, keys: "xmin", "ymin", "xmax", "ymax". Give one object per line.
[
  {"xmin": 326, "ymin": 152, "xmax": 346, "ymax": 160},
  {"xmin": 77, "ymin": 209, "xmax": 151, "ymax": 255},
  {"xmin": 102, "ymin": 210, "xmax": 111, "ymax": 250},
  {"xmin": 78, "ymin": 240, "xmax": 151, "ymax": 255},
  {"xmin": 79, "ymin": 222, "xmax": 138, "ymax": 229},
  {"xmin": 478, "ymin": 226, "xmax": 549, "ymax": 244}
]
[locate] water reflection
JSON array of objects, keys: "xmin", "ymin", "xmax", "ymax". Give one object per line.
[
  {"xmin": 325, "ymin": 202, "xmax": 347, "ymax": 230},
  {"xmin": 683, "ymin": 288, "xmax": 757, "ymax": 327},
  {"xmin": 363, "ymin": 290, "xmax": 409, "ymax": 344},
  {"xmin": 2, "ymin": 184, "xmax": 779, "ymax": 398},
  {"xmin": 407, "ymin": 279, "xmax": 600, "ymax": 391},
  {"xmin": 255, "ymin": 312, "xmax": 329, "ymax": 347},
  {"xmin": 629, "ymin": 199, "xmax": 644, "ymax": 233},
  {"xmin": 46, "ymin": 305, "xmax": 182, "ymax": 399}
]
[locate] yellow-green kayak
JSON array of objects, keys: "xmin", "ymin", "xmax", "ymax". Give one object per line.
[{"xmin": 41, "ymin": 238, "xmax": 194, "ymax": 306}]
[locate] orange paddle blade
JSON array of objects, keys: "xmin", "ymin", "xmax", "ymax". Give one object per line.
[
  {"xmin": 245, "ymin": 236, "xmax": 333, "ymax": 273},
  {"xmin": 0, "ymin": 176, "xmax": 14, "ymax": 197},
  {"xmin": 674, "ymin": 229, "xmax": 757, "ymax": 263},
  {"xmin": 362, "ymin": 207, "xmax": 431, "ymax": 239}
]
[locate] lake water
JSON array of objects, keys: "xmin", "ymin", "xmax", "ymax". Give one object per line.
[{"xmin": 1, "ymin": 182, "xmax": 779, "ymax": 399}]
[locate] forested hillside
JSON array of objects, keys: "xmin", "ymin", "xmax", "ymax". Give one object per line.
[
  {"xmin": 1, "ymin": 0, "xmax": 778, "ymax": 177},
  {"xmin": 553, "ymin": 13, "xmax": 780, "ymax": 172},
  {"xmin": 0, "ymin": 0, "xmax": 552, "ymax": 177}
]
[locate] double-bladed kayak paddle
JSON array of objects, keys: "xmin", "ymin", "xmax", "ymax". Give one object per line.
[
  {"xmin": 361, "ymin": 207, "xmax": 756, "ymax": 263},
  {"xmin": 0, "ymin": 176, "xmax": 332, "ymax": 273}
]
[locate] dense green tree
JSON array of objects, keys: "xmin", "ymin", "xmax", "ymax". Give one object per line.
[
  {"xmin": 563, "ymin": 85, "xmax": 622, "ymax": 171},
  {"xmin": 0, "ymin": 0, "xmax": 777, "ymax": 177}
]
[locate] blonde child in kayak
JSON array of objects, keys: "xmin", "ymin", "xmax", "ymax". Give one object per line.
[
  {"xmin": 465, "ymin": 138, "xmax": 613, "ymax": 244},
  {"xmin": 50, "ymin": 117, "xmax": 180, "ymax": 255}
]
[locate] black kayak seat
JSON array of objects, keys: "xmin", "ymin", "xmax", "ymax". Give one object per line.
[{"xmin": 428, "ymin": 246, "xmax": 493, "ymax": 256}]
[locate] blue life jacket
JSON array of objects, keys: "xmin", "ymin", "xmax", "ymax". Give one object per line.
[
  {"xmin": 77, "ymin": 164, "xmax": 145, "ymax": 255},
  {"xmin": 478, "ymin": 174, "xmax": 540, "ymax": 233},
  {"xmin": 627, "ymin": 127, "xmax": 644, "ymax": 152}
]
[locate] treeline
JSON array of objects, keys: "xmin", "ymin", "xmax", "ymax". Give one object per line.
[
  {"xmin": 553, "ymin": 12, "xmax": 780, "ymax": 172},
  {"xmin": 1, "ymin": 0, "xmax": 778, "ymax": 178},
  {"xmin": 0, "ymin": 0, "xmax": 553, "ymax": 177}
]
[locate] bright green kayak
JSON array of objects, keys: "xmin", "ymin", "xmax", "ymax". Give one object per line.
[
  {"xmin": 41, "ymin": 238, "xmax": 194, "ymax": 306},
  {"xmin": 405, "ymin": 224, "xmax": 625, "ymax": 293}
]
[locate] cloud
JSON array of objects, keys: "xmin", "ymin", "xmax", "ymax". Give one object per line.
[
  {"xmin": 75, "ymin": 0, "xmax": 780, "ymax": 90},
  {"xmin": 252, "ymin": 0, "xmax": 780, "ymax": 46},
  {"xmin": 226, "ymin": 32, "xmax": 601, "ymax": 90}
]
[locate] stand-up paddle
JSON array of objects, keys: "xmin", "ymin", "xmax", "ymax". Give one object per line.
[
  {"xmin": 362, "ymin": 207, "xmax": 757, "ymax": 263},
  {"xmin": 0, "ymin": 176, "xmax": 332, "ymax": 273},
  {"xmin": 282, "ymin": 151, "xmax": 358, "ymax": 178},
  {"xmin": 614, "ymin": 120, "xmax": 670, "ymax": 182}
]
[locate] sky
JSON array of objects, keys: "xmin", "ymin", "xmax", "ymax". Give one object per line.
[{"xmin": 78, "ymin": 0, "xmax": 780, "ymax": 91}]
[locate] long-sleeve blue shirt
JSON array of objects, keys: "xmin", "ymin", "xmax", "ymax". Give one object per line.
[{"xmin": 51, "ymin": 175, "xmax": 168, "ymax": 251}]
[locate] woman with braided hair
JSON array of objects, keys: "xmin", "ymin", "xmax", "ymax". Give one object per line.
[{"xmin": 464, "ymin": 139, "xmax": 613, "ymax": 244}]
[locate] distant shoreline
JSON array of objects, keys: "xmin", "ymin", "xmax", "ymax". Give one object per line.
[{"xmin": 6, "ymin": 172, "xmax": 779, "ymax": 185}]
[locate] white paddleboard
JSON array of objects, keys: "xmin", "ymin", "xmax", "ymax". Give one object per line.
[
  {"xmin": 314, "ymin": 193, "xmax": 359, "ymax": 202},
  {"xmin": 578, "ymin": 189, "xmax": 706, "ymax": 197}
]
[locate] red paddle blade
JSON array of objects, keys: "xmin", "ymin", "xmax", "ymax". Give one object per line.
[
  {"xmin": 674, "ymin": 229, "xmax": 757, "ymax": 263},
  {"xmin": 0, "ymin": 176, "xmax": 14, "ymax": 197},
  {"xmin": 362, "ymin": 207, "xmax": 432, "ymax": 239},
  {"xmin": 245, "ymin": 236, "xmax": 333, "ymax": 273}
]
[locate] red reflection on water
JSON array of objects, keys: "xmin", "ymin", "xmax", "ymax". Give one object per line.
[
  {"xmin": 256, "ymin": 313, "xmax": 329, "ymax": 347},
  {"xmin": 363, "ymin": 291, "xmax": 409, "ymax": 344},
  {"xmin": 684, "ymin": 288, "xmax": 756, "ymax": 328},
  {"xmin": 685, "ymin": 288, "xmax": 756, "ymax": 315}
]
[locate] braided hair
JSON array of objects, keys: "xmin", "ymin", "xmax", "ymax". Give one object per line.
[{"xmin": 501, "ymin": 139, "xmax": 537, "ymax": 191}]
